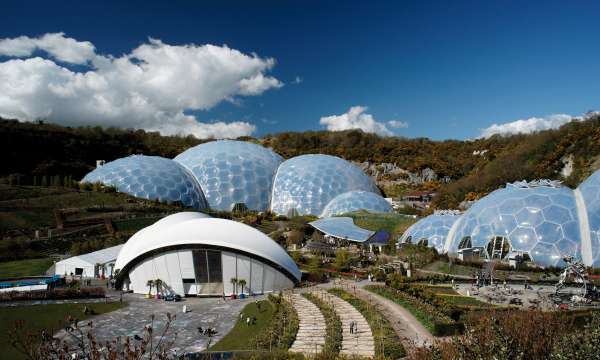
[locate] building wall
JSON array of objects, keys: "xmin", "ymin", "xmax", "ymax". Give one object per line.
[
  {"xmin": 55, "ymin": 258, "xmax": 117, "ymax": 278},
  {"xmin": 126, "ymin": 248, "xmax": 294, "ymax": 296}
]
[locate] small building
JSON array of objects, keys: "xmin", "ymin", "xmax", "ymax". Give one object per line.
[
  {"xmin": 54, "ymin": 245, "xmax": 123, "ymax": 278},
  {"xmin": 402, "ymin": 190, "xmax": 436, "ymax": 203}
]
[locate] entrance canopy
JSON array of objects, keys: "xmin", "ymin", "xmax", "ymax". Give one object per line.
[{"xmin": 309, "ymin": 217, "xmax": 374, "ymax": 243}]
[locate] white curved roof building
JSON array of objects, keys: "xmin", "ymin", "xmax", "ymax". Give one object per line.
[{"xmin": 116, "ymin": 213, "xmax": 300, "ymax": 296}]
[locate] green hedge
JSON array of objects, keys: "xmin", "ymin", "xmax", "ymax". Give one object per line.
[{"xmin": 433, "ymin": 321, "xmax": 465, "ymax": 337}]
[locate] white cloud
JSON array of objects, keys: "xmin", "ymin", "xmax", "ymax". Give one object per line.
[
  {"xmin": 320, "ymin": 106, "xmax": 394, "ymax": 136},
  {"xmin": 387, "ymin": 120, "xmax": 409, "ymax": 128},
  {"xmin": 0, "ymin": 32, "xmax": 96, "ymax": 64},
  {"xmin": 0, "ymin": 33, "xmax": 283, "ymax": 139},
  {"xmin": 478, "ymin": 114, "xmax": 577, "ymax": 138}
]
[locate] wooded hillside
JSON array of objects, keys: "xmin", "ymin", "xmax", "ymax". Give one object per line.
[{"xmin": 3, "ymin": 114, "xmax": 600, "ymax": 209}]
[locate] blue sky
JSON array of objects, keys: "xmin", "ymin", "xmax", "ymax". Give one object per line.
[{"xmin": 1, "ymin": 0, "xmax": 599, "ymax": 140}]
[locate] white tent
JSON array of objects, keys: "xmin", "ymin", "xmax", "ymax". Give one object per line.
[{"xmin": 54, "ymin": 245, "xmax": 123, "ymax": 278}]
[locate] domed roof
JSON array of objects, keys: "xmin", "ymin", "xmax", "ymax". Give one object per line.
[
  {"xmin": 576, "ymin": 171, "xmax": 600, "ymax": 267},
  {"xmin": 400, "ymin": 213, "xmax": 461, "ymax": 253},
  {"xmin": 320, "ymin": 190, "xmax": 392, "ymax": 218},
  {"xmin": 115, "ymin": 213, "xmax": 301, "ymax": 282},
  {"xmin": 81, "ymin": 155, "xmax": 208, "ymax": 210},
  {"xmin": 270, "ymin": 154, "xmax": 380, "ymax": 216},
  {"xmin": 174, "ymin": 140, "xmax": 283, "ymax": 211},
  {"xmin": 449, "ymin": 181, "xmax": 581, "ymax": 267}
]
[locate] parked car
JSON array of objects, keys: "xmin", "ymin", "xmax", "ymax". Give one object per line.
[{"xmin": 164, "ymin": 294, "xmax": 182, "ymax": 302}]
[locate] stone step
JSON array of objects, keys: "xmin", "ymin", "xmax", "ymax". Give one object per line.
[
  {"xmin": 287, "ymin": 293, "xmax": 328, "ymax": 357},
  {"xmin": 310, "ymin": 291, "xmax": 376, "ymax": 358}
]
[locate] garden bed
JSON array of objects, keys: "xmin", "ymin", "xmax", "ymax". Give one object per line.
[{"xmin": 365, "ymin": 284, "xmax": 465, "ymax": 336}]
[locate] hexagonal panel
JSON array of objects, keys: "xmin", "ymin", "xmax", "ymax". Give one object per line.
[
  {"xmin": 515, "ymin": 207, "xmax": 544, "ymax": 227},
  {"xmin": 543, "ymin": 205, "xmax": 573, "ymax": 224},
  {"xmin": 530, "ymin": 242, "xmax": 561, "ymax": 267},
  {"xmin": 82, "ymin": 155, "xmax": 208, "ymax": 210},
  {"xmin": 509, "ymin": 226, "xmax": 537, "ymax": 251}
]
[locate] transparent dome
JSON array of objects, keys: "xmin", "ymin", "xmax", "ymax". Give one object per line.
[
  {"xmin": 270, "ymin": 154, "xmax": 380, "ymax": 216},
  {"xmin": 576, "ymin": 171, "xmax": 600, "ymax": 267},
  {"xmin": 82, "ymin": 155, "xmax": 208, "ymax": 210},
  {"xmin": 174, "ymin": 140, "xmax": 283, "ymax": 211},
  {"xmin": 450, "ymin": 182, "xmax": 581, "ymax": 267},
  {"xmin": 320, "ymin": 190, "xmax": 392, "ymax": 217},
  {"xmin": 399, "ymin": 214, "xmax": 460, "ymax": 253}
]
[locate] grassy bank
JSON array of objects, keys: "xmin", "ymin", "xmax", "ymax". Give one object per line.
[
  {"xmin": 210, "ymin": 299, "xmax": 275, "ymax": 351},
  {"xmin": 0, "ymin": 302, "xmax": 126, "ymax": 359},
  {"xmin": 0, "ymin": 258, "xmax": 54, "ymax": 279}
]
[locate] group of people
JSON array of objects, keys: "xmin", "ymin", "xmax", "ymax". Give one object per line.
[{"xmin": 349, "ymin": 320, "xmax": 359, "ymax": 334}]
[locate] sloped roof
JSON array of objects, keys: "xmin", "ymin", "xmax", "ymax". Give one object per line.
[{"xmin": 309, "ymin": 217, "xmax": 374, "ymax": 243}]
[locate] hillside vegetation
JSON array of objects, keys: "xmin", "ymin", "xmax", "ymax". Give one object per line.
[{"xmin": 2, "ymin": 115, "xmax": 600, "ymax": 209}]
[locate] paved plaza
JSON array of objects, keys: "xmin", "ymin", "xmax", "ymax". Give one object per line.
[{"xmin": 55, "ymin": 292, "xmax": 256, "ymax": 355}]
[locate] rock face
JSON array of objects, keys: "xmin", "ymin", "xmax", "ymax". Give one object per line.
[{"xmin": 353, "ymin": 161, "xmax": 449, "ymax": 186}]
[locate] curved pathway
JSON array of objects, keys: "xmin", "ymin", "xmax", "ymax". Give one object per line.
[
  {"xmin": 312, "ymin": 289, "xmax": 375, "ymax": 358},
  {"xmin": 287, "ymin": 293, "xmax": 326, "ymax": 355},
  {"xmin": 350, "ymin": 281, "xmax": 435, "ymax": 347}
]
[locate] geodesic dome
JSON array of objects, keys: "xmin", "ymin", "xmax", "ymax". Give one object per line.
[
  {"xmin": 399, "ymin": 212, "xmax": 461, "ymax": 253},
  {"xmin": 320, "ymin": 190, "xmax": 392, "ymax": 218},
  {"xmin": 576, "ymin": 171, "xmax": 600, "ymax": 267},
  {"xmin": 81, "ymin": 155, "xmax": 208, "ymax": 210},
  {"xmin": 174, "ymin": 140, "xmax": 283, "ymax": 211},
  {"xmin": 270, "ymin": 154, "xmax": 380, "ymax": 216},
  {"xmin": 449, "ymin": 181, "xmax": 581, "ymax": 267}
]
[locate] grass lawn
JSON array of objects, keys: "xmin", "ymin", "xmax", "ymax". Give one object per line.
[
  {"xmin": 0, "ymin": 302, "xmax": 126, "ymax": 359},
  {"xmin": 0, "ymin": 258, "xmax": 54, "ymax": 279},
  {"xmin": 437, "ymin": 294, "xmax": 494, "ymax": 307},
  {"xmin": 427, "ymin": 285, "xmax": 460, "ymax": 295},
  {"xmin": 210, "ymin": 299, "xmax": 274, "ymax": 351}
]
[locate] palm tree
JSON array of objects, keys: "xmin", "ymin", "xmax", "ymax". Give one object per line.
[
  {"xmin": 230, "ymin": 277, "xmax": 238, "ymax": 295},
  {"xmin": 154, "ymin": 279, "xmax": 163, "ymax": 297},
  {"xmin": 146, "ymin": 280, "xmax": 154, "ymax": 296},
  {"xmin": 238, "ymin": 279, "xmax": 247, "ymax": 295}
]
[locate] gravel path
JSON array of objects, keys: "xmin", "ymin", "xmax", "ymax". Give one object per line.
[{"xmin": 354, "ymin": 283, "xmax": 434, "ymax": 347}]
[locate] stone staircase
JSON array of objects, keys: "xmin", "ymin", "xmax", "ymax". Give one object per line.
[
  {"xmin": 315, "ymin": 290, "xmax": 375, "ymax": 358},
  {"xmin": 287, "ymin": 293, "xmax": 326, "ymax": 355}
]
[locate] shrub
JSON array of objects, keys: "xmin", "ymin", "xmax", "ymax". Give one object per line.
[{"xmin": 0, "ymin": 286, "xmax": 105, "ymax": 302}]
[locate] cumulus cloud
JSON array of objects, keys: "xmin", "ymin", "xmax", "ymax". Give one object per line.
[
  {"xmin": 320, "ymin": 106, "xmax": 397, "ymax": 136},
  {"xmin": 387, "ymin": 120, "xmax": 409, "ymax": 129},
  {"xmin": 0, "ymin": 33, "xmax": 283, "ymax": 138},
  {"xmin": 478, "ymin": 114, "xmax": 576, "ymax": 138},
  {"xmin": 0, "ymin": 32, "xmax": 96, "ymax": 64}
]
